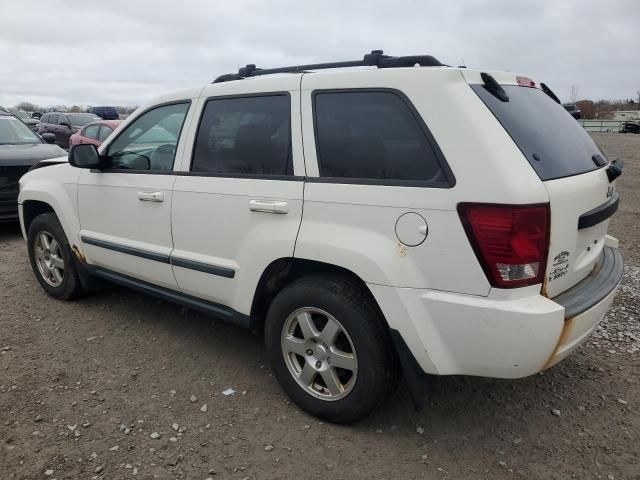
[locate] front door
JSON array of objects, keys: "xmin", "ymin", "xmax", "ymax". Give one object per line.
[
  {"xmin": 170, "ymin": 77, "xmax": 305, "ymax": 316},
  {"xmin": 77, "ymin": 101, "xmax": 192, "ymax": 289}
]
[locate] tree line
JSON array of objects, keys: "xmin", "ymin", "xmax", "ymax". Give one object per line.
[{"xmin": 12, "ymin": 101, "xmax": 138, "ymax": 115}]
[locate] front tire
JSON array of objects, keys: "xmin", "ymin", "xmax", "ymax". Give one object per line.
[
  {"xmin": 265, "ymin": 275, "xmax": 398, "ymax": 424},
  {"xmin": 27, "ymin": 212, "xmax": 84, "ymax": 300}
]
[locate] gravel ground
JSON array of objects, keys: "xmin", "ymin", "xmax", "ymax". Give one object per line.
[{"xmin": 1, "ymin": 133, "xmax": 639, "ymax": 480}]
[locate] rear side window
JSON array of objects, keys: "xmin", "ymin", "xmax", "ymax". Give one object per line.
[
  {"xmin": 472, "ymin": 85, "xmax": 603, "ymax": 180},
  {"xmin": 191, "ymin": 95, "xmax": 292, "ymax": 176},
  {"xmin": 98, "ymin": 125, "xmax": 113, "ymax": 141},
  {"xmin": 313, "ymin": 91, "xmax": 449, "ymax": 186}
]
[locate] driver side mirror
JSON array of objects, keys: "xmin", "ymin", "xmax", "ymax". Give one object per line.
[
  {"xmin": 69, "ymin": 144, "xmax": 108, "ymax": 169},
  {"xmin": 60, "ymin": 121, "xmax": 72, "ymax": 129}
]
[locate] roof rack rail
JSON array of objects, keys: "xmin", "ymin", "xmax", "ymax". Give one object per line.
[{"xmin": 212, "ymin": 50, "xmax": 445, "ymax": 83}]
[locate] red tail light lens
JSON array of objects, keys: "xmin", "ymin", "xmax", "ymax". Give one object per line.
[{"xmin": 458, "ymin": 203, "xmax": 550, "ymax": 289}]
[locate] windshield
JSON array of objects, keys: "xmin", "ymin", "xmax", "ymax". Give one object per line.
[
  {"xmin": 472, "ymin": 85, "xmax": 603, "ymax": 180},
  {"xmin": 11, "ymin": 109, "xmax": 31, "ymax": 120},
  {"xmin": 0, "ymin": 115, "xmax": 41, "ymax": 144},
  {"xmin": 68, "ymin": 114, "xmax": 99, "ymax": 126}
]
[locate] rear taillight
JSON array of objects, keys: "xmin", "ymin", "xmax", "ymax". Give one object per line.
[{"xmin": 458, "ymin": 203, "xmax": 550, "ymax": 289}]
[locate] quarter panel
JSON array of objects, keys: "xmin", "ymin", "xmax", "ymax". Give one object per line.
[{"xmin": 296, "ymin": 191, "xmax": 490, "ymax": 293}]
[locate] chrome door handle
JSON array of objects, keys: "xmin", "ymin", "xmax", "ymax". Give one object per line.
[
  {"xmin": 249, "ymin": 199, "xmax": 289, "ymax": 214},
  {"xmin": 137, "ymin": 191, "xmax": 164, "ymax": 202}
]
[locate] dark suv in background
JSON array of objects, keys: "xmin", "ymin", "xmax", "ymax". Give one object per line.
[
  {"xmin": 562, "ymin": 103, "xmax": 582, "ymax": 120},
  {"xmin": 36, "ymin": 112, "xmax": 100, "ymax": 148},
  {"xmin": 87, "ymin": 106, "xmax": 119, "ymax": 120}
]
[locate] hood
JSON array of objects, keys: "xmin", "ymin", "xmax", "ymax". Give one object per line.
[{"xmin": 0, "ymin": 143, "xmax": 68, "ymax": 167}]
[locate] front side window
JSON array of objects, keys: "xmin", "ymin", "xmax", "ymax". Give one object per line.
[
  {"xmin": 48, "ymin": 113, "xmax": 59, "ymax": 124},
  {"xmin": 107, "ymin": 102, "xmax": 189, "ymax": 172},
  {"xmin": 313, "ymin": 91, "xmax": 448, "ymax": 185},
  {"xmin": 191, "ymin": 95, "xmax": 291, "ymax": 176}
]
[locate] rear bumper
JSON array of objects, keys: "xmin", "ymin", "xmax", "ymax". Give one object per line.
[
  {"xmin": 368, "ymin": 247, "xmax": 623, "ymax": 378},
  {"xmin": 544, "ymin": 246, "xmax": 623, "ymax": 367}
]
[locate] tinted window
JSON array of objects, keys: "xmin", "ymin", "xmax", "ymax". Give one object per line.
[
  {"xmin": 47, "ymin": 114, "xmax": 58, "ymax": 124},
  {"xmin": 58, "ymin": 115, "xmax": 68, "ymax": 125},
  {"xmin": 191, "ymin": 95, "xmax": 291, "ymax": 175},
  {"xmin": 107, "ymin": 102, "xmax": 189, "ymax": 172},
  {"xmin": 313, "ymin": 91, "xmax": 447, "ymax": 184},
  {"xmin": 472, "ymin": 85, "xmax": 603, "ymax": 180}
]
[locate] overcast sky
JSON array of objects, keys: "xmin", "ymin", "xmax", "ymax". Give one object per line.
[{"xmin": 1, "ymin": 0, "xmax": 638, "ymax": 108}]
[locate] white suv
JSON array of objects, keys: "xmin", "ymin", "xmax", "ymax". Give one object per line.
[{"xmin": 18, "ymin": 51, "xmax": 624, "ymax": 423}]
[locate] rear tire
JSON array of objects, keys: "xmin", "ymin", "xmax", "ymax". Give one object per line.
[
  {"xmin": 265, "ymin": 275, "xmax": 398, "ymax": 424},
  {"xmin": 27, "ymin": 212, "xmax": 84, "ymax": 300}
]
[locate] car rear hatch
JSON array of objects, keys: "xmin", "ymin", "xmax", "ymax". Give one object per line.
[{"xmin": 462, "ymin": 70, "xmax": 621, "ymax": 298}]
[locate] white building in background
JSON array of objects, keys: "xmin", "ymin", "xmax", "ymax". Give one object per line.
[{"xmin": 611, "ymin": 110, "xmax": 640, "ymax": 121}]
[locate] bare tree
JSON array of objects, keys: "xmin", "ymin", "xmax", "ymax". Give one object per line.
[
  {"xmin": 570, "ymin": 84, "xmax": 580, "ymax": 103},
  {"xmin": 14, "ymin": 101, "xmax": 39, "ymax": 112}
]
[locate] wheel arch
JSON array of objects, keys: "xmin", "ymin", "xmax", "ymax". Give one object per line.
[
  {"xmin": 19, "ymin": 177, "xmax": 82, "ymax": 249},
  {"xmin": 22, "ymin": 200, "xmax": 55, "ymax": 235},
  {"xmin": 250, "ymin": 257, "xmax": 389, "ymax": 330}
]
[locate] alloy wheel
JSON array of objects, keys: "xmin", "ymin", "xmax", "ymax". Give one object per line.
[
  {"xmin": 281, "ymin": 307, "xmax": 358, "ymax": 401},
  {"xmin": 34, "ymin": 231, "xmax": 64, "ymax": 287}
]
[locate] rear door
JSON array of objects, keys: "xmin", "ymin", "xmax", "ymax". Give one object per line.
[
  {"xmin": 170, "ymin": 76, "xmax": 305, "ymax": 316},
  {"xmin": 54, "ymin": 114, "xmax": 70, "ymax": 146},
  {"xmin": 467, "ymin": 74, "xmax": 617, "ymax": 297}
]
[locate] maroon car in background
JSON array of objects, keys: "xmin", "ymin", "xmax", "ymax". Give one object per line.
[
  {"xmin": 36, "ymin": 112, "xmax": 100, "ymax": 149},
  {"xmin": 69, "ymin": 120, "xmax": 122, "ymax": 148}
]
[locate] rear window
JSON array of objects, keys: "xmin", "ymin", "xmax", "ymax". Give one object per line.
[
  {"xmin": 313, "ymin": 91, "xmax": 449, "ymax": 186},
  {"xmin": 191, "ymin": 95, "xmax": 292, "ymax": 176},
  {"xmin": 68, "ymin": 114, "xmax": 99, "ymax": 126},
  {"xmin": 472, "ymin": 85, "xmax": 603, "ymax": 180}
]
